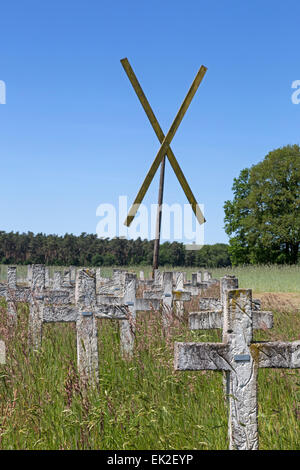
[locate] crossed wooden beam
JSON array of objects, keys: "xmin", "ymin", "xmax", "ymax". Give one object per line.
[{"xmin": 121, "ymin": 58, "xmax": 207, "ymax": 228}]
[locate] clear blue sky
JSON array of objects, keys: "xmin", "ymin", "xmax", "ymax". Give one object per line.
[{"xmin": 0, "ymin": 1, "xmax": 299, "ymax": 244}]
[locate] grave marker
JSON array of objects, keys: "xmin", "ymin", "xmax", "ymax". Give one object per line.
[
  {"xmin": 0, "ymin": 340, "xmax": 5, "ymax": 364},
  {"xmin": 174, "ymin": 288, "xmax": 300, "ymax": 450}
]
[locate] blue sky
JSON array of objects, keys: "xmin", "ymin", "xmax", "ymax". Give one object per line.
[{"xmin": 0, "ymin": 1, "xmax": 299, "ymax": 244}]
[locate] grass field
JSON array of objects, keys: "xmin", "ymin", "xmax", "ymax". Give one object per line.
[{"xmin": 0, "ymin": 264, "xmax": 299, "ymax": 449}]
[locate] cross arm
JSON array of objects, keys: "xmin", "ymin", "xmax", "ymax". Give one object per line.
[
  {"xmin": 199, "ymin": 298, "xmax": 222, "ymax": 312},
  {"xmin": 174, "ymin": 342, "xmax": 230, "ymax": 371},
  {"xmin": 44, "ymin": 290, "xmax": 74, "ymax": 305},
  {"xmin": 250, "ymin": 341, "xmax": 300, "ymax": 368},
  {"xmin": 97, "ymin": 294, "xmax": 122, "ymax": 304}
]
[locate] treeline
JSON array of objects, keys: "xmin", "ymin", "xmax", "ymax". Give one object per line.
[{"xmin": 0, "ymin": 231, "xmax": 231, "ymax": 268}]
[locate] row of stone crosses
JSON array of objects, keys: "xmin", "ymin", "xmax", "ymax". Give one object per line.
[{"xmin": 0, "ymin": 264, "xmax": 299, "ymax": 450}]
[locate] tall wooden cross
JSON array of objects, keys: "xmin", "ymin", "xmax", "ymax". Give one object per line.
[
  {"xmin": 121, "ymin": 58, "xmax": 207, "ymax": 274},
  {"xmin": 174, "ymin": 288, "xmax": 300, "ymax": 450}
]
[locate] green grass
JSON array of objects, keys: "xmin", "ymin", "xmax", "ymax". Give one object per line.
[
  {"xmin": 102, "ymin": 264, "xmax": 300, "ymax": 293},
  {"xmin": 210, "ymin": 265, "xmax": 300, "ymax": 293},
  {"xmin": 0, "ymin": 284, "xmax": 299, "ymax": 450},
  {"xmin": 2, "ymin": 263, "xmax": 300, "ymax": 293}
]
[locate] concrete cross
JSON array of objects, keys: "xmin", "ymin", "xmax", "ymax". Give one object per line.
[
  {"xmin": 41, "ymin": 268, "xmax": 129, "ymax": 383},
  {"xmin": 174, "ymin": 288, "xmax": 300, "ymax": 450},
  {"xmin": 0, "ymin": 339, "xmax": 5, "ymax": 365},
  {"xmin": 189, "ymin": 274, "xmax": 273, "ymax": 402},
  {"xmin": 173, "ymin": 272, "xmax": 185, "ymax": 318},
  {"xmin": 63, "ymin": 266, "xmax": 76, "ymax": 286},
  {"xmin": 190, "ymin": 275, "xmax": 270, "ymax": 330},
  {"xmin": 143, "ymin": 272, "xmax": 191, "ymax": 331},
  {"xmin": 176, "ymin": 270, "xmax": 218, "ymax": 297}
]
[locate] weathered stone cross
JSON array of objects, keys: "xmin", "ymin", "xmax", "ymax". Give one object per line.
[
  {"xmin": 0, "ymin": 339, "xmax": 5, "ymax": 365},
  {"xmin": 190, "ymin": 276, "xmax": 273, "ymax": 331},
  {"xmin": 174, "ymin": 288, "xmax": 300, "ymax": 450}
]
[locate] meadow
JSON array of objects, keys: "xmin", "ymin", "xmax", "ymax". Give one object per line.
[{"xmin": 0, "ymin": 264, "xmax": 299, "ymax": 450}]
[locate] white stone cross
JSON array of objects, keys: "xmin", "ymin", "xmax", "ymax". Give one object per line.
[
  {"xmin": 0, "ymin": 265, "xmax": 130, "ymax": 383},
  {"xmin": 42, "ymin": 268, "xmax": 130, "ymax": 383},
  {"xmin": 197, "ymin": 275, "xmax": 261, "ymax": 316},
  {"xmin": 180, "ymin": 270, "xmax": 218, "ymax": 296},
  {"xmin": 98, "ymin": 272, "xmax": 161, "ymax": 357},
  {"xmin": 143, "ymin": 272, "xmax": 191, "ymax": 331},
  {"xmin": 174, "ymin": 288, "xmax": 300, "ymax": 450},
  {"xmin": 0, "ymin": 266, "xmax": 31, "ymax": 323}
]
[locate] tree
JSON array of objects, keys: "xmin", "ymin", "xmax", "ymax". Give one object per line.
[{"xmin": 224, "ymin": 145, "xmax": 300, "ymax": 265}]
